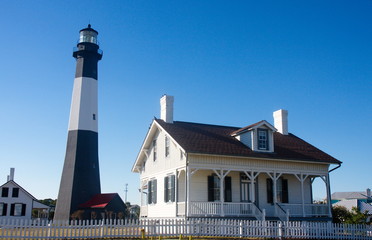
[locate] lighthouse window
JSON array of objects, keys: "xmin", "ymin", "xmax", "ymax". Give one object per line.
[{"xmin": 93, "ymin": 114, "xmax": 96, "ymax": 120}]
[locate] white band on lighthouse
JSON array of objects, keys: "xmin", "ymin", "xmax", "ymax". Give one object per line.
[{"xmin": 68, "ymin": 77, "xmax": 98, "ymax": 132}]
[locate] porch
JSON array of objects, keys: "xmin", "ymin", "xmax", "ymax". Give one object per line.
[
  {"xmin": 139, "ymin": 165, "xmax": 333, "ymax": 220},
  {"xmin": 176, "ymin": 201, "xmax": 329, "ymax": 220},
  {"xmin": 180, "ymin": 166, "xmax": 332, "ymax": 220}
]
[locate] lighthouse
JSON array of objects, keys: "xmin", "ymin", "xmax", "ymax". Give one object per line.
[{"xmin": 54, "ymin": 25, "xmax": 103, "ymax": 220}]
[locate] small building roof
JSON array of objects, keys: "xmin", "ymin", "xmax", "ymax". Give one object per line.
[
  {"xmin": 78, "ymin": 193, "xmax": 119, "ymax": 209},
  {"xmin": 332, "ymin": 191, "xmax": 367, "ymax": 200}
]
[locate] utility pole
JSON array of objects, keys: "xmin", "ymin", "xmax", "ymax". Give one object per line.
[{"xmin": 124, "ymin": 183, "xmax": 128, "ymax": 203}]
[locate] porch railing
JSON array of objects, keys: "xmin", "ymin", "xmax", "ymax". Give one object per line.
[
  {"xmin": 278, "ymin": 203, "xmax": 329, "ymax": 217},
  {"xmin": 275, "ymin": 203, "xmax": 289, "ymax": 222},
  {"xmin": 189, "ymin": 202, "xmax": 264, "ymax": 220}
]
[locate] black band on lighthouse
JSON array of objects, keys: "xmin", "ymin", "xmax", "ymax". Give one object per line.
[{"xmin": 73, "ymin": 42, "xmax": 102, "ymax": 79}]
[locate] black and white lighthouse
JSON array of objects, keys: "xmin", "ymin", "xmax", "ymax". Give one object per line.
[{"xmin": 54, "ymin": 25, "xmax": 103, "ymax": 220}]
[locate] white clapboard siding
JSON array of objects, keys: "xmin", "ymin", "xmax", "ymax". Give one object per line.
[{"xmin": 0, "ymin": 218, "xmax": 371, "ymax": 239}]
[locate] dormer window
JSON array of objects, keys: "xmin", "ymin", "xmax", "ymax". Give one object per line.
[
  {"xmin": 232, "ymin": 121, "xmax": 275, "ymax": 153},
  {"xmin": 258, "ymin": 129, "xmax": 269, "ymax": 150}
]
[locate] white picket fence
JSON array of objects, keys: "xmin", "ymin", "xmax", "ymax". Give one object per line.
[{"xmin": 0, "ymin": 218, "xmax": 371, "ymax": 239}]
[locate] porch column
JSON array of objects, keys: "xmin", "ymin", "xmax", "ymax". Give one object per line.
[
  {"xmin": 319, "ymin": 174, "xmax": 332, "ymax": 217},
  {"xmin": 220, "ymin": 169, "xmax": 225, "ymax": 216},
  {"xmin": 267, "ymin": 172, "xmax": 282, "ymax": 215},
  {"xmin": 326, "ymin": 174, "xmax": 332, "ymax": 217},
  {"xmin": 140, "ymin": 180, "xmax": 143, "ymax": 207},
  {"xmin": 294, "ymin": 174, "xmax": 308, "ymax": 217},
  {"xmin": 213, "ymin": 169, "xmax": 230, "ymax": 217},
  {"xmin": 244, "ymin": 170, "xmax": 259, "ymax": 203},
  {"xmin": 186, "ymin": 166, "xmax": 190, "ymax": 217},
  {"xmin": 273, "ymin": 173, "xmax": 277, "ymax": 206},
  {"xmin": 175, "ymin": 169, "xmax": 178, "ymax": 217},
  {"xmin": 301, "ymin": 175, "xmax": 305, "ymax": 217}
]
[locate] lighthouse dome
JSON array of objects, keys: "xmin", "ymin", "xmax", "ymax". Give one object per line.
[{"xmin": 79, "ymin": 24, "xmax": 98, "ymax": 44}]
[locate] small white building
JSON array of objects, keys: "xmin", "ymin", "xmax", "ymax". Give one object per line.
[
  {"xmin": 132, "ymin": 95, "xmax": 342, "ymax": 221},
  {"xmin": 332, "ymin": 188, "xmax": 372, "ymax": 220},
  {"xmin": 0, "ymin": 168, "xmax": 50, "ymax": 220}
]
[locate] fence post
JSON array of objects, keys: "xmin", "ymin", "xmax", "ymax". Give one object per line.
[
  {"xmin": 141, "ymin": 228, "xmax": 146, "ymax": 239},
  {"xmin": 278, "ymin": 221, "xmax": 282, "ymax": 240},
  {"xmin": 239, "ymin": 221, "xmax": 243, "ymax": 238}
]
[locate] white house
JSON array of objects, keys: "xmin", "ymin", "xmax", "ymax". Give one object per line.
[
  {"xmin": 0, "ymin": 168, "xmax": 50, "ymax": 220},
  {"xmin": 132, "ymin": 95, "xmax": 342, "ymax": 221}
]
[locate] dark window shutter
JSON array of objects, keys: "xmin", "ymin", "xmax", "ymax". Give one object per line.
[
  {"xmin": 282, "ymin": 179, "xmax": 289, "ymax": 203},
  {"xmin": 266, "ymin": 178, "xmax": 273, "ymax": 204},
  {"xmin": 21, "ymin": 204, "xmax": 26, "ymax": 216},
  {"xmin": 148, "ymin": 181, "xmax": 152, "ymax": 204},
  {"xmin": 153, "ymin": 179, "xmax": 157, "ymax": 204},
  {"xmin": 2, "ymin": 204, "xmax": 7, "ymax": 216},
  {"xmin": 171, "ymin": 175, "xmax": 175, "ymax": 202},
  {"xmin": 10, "ymin": 203, "xmax": 15, "ymax": 216},
  {"xmin": 224, "ymin": 176, "xmax": 232, "ymax": 202},
  {"xmin": 164, "ymin": 176, "xmax": 169, "ymax": 202},
  {"xmin": 208, "ymin": 176, "xmax": 214, "ymax": 202}
]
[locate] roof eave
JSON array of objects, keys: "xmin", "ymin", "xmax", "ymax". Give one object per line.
[{"xmin": 187, "ymin": 152, "xmax": 341, "ymax": 165}]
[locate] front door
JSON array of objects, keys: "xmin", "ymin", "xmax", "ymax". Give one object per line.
[{"xmin": 240, "ymin": 174, "xmax": 250, "ymax": 202}]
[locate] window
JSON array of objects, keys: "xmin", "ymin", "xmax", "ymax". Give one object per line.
[
  {"xmin": 1, "ymin": 187, "xmax": 9, "ymax": 197},
  {"xmin": 93, "ymin": 114, "xmax": 96, "ymax": 120},
  {"xmin": 258, "ymin": 129, "xmax": 269, "ymax": 150},
  {"xmin": 0, "ymin": 203, "xmax": 7, "ymax": 216},
  {"xmin": 164, "ymin": 175, "xmax": 175, "ymax": 202},
  {"xmin": 148, "ymin": 179, "xmax": 157, "ymax": 204},
  {"xmin": 10, "ymin": 203, "xmax": 26, "ymax": 216},
  {"xmin": 165, "ymin": 136, "xmax": 170, "ymax": 157},
  {"xmin": 12, "ymin": 188, "xmax": 19, "ymax": 198},
  {"xmin": 153, "ymin": 140, "xmax": 157, "ymax": 161},
  {"xmin": 180, "ymin": 150, "xmax": 183, "ymax": 160},
  {"xmin": 266, "ymin": 178, "xmax": 288, "ymax": 204},
  {"xmin": 208, "ymin": 175, "xmax": 231, "ymax": 202},
  {"xmin": 142, "ymin": 160, "xmax": 146, "ymax": 172},
  {"xmin": 240, "ymin": 174, "xmax": 250, "ymax": 202}
]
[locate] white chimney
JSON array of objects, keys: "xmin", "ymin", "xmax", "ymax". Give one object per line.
[
  {"xmin": 160, "ymin": 95, "xmax": 174, "ymax": 123},
  {"xmin": 273, "ymin": 109, "xmax": 288, "ymax": 135},
  {"xmin": 9, "ymin": 168, "xmax": 15, "ymax": 181}
]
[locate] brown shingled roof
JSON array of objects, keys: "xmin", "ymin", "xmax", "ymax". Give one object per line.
[{"xmin": 155, "ymin": 119, "xmax": 341, "ymax": 164}]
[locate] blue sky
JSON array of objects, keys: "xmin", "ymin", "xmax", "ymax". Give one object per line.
[{"xmin": 0, "ymin": 1, "xmax": 371, "ymax": 204}]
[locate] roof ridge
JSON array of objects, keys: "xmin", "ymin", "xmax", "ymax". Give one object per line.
[{"xmin": 158, "ymin": 119, "xmax": 240, "ymax": 129}]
